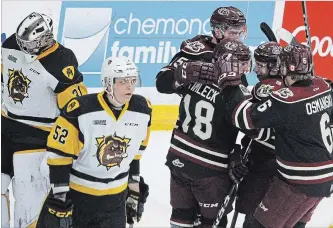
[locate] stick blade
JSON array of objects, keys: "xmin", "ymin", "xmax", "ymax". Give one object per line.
[
  {"xmin": 276, "ymin": 28, "xmax": 299, "ymax": 45},
  {"xmin": 260, "ymin": 22, "xmax": 277, "ymax": 42}
]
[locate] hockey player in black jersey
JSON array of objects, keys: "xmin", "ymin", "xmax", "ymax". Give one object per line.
[
  {"xmin": 155, "ymin": 6, "xmax": 248, "ymax": 228},
  {"xmin": 216, "ymin": 42, "xmax": 333, "ymax": 228},
  {"xmin": 36, "ymin": 56, "xmax": 151, "ymax": 228},
  {"xmin": 1, "ymin": 12, "xmax": 87, "ymax": 227},
  {"xmin": 235, "ymin": 42, "xmax": 284, "ymax": 223},
  {"xmin": 159, "ymin": 40, "xmax": 252, "ymax": 228},
  {"xmin": 156, "ymin": 6, "xmax": 247, "ymax": 95}
]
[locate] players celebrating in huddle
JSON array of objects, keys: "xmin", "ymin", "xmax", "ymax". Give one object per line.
[{"xmin": 157, "ymin": 5, "xmax": 333, "ymax": 228}]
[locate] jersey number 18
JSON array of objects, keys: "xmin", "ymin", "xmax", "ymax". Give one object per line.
[{"xmin": 182, "ymin": 94, "xmax": 214, "ymax": 140}]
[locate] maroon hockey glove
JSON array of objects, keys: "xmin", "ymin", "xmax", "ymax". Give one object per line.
[
  {"xmin": 215, "ymin": 53, "xmax": 243, "ymax": 91},
  {"xmin": 173, "ymin": 61, "xmax": 219, "ymax": 88},
  {"xmin": 228, "ymin": 144, "xmax": 249, "ymax": 184}
]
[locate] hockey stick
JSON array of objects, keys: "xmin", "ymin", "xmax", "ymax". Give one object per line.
[
  {"xmin": 260, "ymin": 22, "xmax": 277, "ymax": 42},
  {"xmin": 230, "ymin": 208, "xmax": 239, "ymax": 228},
  {"xmin": 213, "ymin": 139, "xmax": 253, "ymax": 228},
  {"xmin": 229, "ymin": 136, "xmax": 253, "ymax": 228},
  {"xmin": 276, "ymin": 28, "xmax": 300, "ymax": 45},
  {"xmin": 301, "ymin": 0, "xmax": 315, "ymax": 76}
]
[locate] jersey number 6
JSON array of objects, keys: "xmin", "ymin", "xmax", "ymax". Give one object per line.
[
  {"xmin": 320, "ymin": 112, "xmax": 333, "ymax": 154},
  {"xmin": 182, "ymin": 94, "xmax": 214, "ymax": 140}
]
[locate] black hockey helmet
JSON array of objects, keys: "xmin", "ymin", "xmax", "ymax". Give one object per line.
[
  {"xmin": 253, "ymin": 42, "xmax": 282, "ymax": 79},
  {"xmin": 210, "ymin": 6, "xmax": 247, "ymax": 41}
]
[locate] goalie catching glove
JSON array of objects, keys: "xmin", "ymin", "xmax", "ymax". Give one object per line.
[
  {"xmin": 126, "ymin": 176, "xmax": 149, "ymax": 225},
  {"xmin": 173, "ymin": 61, "xmax": 219, "ymax": 88},
  {"xmin": 36, "ymin": 190, "xmax": 73, "ymax": 228}
]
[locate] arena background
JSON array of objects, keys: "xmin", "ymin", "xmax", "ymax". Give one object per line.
[{"xmin": 2, "ymin": 1, "xmax": 333, "ymax": 130}]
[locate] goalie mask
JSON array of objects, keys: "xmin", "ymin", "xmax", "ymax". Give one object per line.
[
  {"xmin": 210, "ymin": 6, "xmax": 247, "ymax": 42},
  {"xmin": 213, "ymin": 39, "xmax": 252, "ymax": 74},
  {"xmin": 101, "ymin": 56, "xmax": 139, "ymax": 107},
  {"xmin": 16, "ymin": 12, "xmax": 54, "ymax": 56},
  {"xmin": 254, "ymin": 42, "xmax": 282, "ymax": 80}
]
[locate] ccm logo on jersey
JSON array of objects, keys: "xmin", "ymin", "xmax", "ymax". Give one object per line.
[
  {"xmin": 48, "ymin": 208, "xmax": 73, "ymax": 217},
  {"xmin": 125, "ymin": 122, "xmax": 138, "ymax": 126},
  {"xmin": 198, "ymin": 202, "xmax": 219, "ymax": 208}
]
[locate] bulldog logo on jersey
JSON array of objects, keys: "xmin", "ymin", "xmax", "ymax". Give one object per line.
[
  {"xmin": 7, "ymin": 69, "xmax": 31, "ymax": 103},
  {"xmin": 95, "ymin": 133, "xmax": 130, "ymax": 170}
]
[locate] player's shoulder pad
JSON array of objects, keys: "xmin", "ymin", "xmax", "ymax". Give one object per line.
[
  {"xmin": 63, "ymin": 93, "xmax": 103, "ymax": 118},
  {"xmin": 254, "ymin": 78, "xmax": 283, "ymax": 99},
  {"xmin": 1, "ymin": 33, "xmax": 20, "ymax": 51},
  {"xmin": 39, "ymin": 43, "xmax": 82, "ymax": 83},
  {"xmin": 270, "ymin": 77, "xmax": 331, "ymax": 103},
  {"xmin": 180, "ymin": 35, "xmax": 214, "ymax": 56},
  {"xmin": 128, "ymin": 94, "xmax": 152, "ymax": 115}
]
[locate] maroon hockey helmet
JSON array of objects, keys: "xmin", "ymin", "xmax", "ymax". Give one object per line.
[
  {"xmin": 254, "ymin": 42, "xmax": 282, "ymax": 79},
  {"xmin": 213, "ymin": 39, "xmax": 252, "ymax": 74},
  {"xmin": 280, "ymin": 44, "xmax": 313, "ymax": 77},
  {"xmin": 210, "ymin": 6, "xmax": 247, "ymax": 41}
]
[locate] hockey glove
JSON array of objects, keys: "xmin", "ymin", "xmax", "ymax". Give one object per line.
[
  {"xmin": 126, "ymin": 176, "xmax": 149, "ymax": 225},
  {"xmin": 174, "ymin": 61, "xmax": 219, "ymax": 88},
  {"xmin": 228, "ymin": 144, "xmax": 249, "ymax": 184},
  {"xmin": 36, "ymin": 191, "xmax": 73, "ymax": 228},
  {"xmin": 215, "ymin": 53, "xmax": 243, "ymax": 91}
]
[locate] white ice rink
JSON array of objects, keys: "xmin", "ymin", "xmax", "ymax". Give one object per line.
[{"xmin": 9, "ymin": 131, "xmax": 333, "ymax": 227}]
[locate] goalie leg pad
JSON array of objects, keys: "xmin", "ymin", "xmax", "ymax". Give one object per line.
[
  {"xmin": 1, "ymin": 173, "xmax": 12, "ymax": 228},
  {"xmin": 13, "ymin": 151, "xmax": 50, "ymax": 228}
]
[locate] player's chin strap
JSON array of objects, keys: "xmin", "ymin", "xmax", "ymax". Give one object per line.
[{"xmin": 105, "ymin": 89, "xmax": 125, "ymax": 109}]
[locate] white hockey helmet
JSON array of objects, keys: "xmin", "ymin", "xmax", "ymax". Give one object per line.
[
  {"xmin": 16, "ymin": 12, "xmax": 54, "ymax": 55},
  {"xmin": 101, "ymin": 56, "xmax": 139, "ymax": 93}
]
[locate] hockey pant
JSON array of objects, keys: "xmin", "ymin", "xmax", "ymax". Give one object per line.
[
  {"xmin": 170, "ymin": 170, "xmax": 232, "ymax": 227},
  {"xmin": 68, "ymin": 188, "xmax": 127, "ymax": 228}
]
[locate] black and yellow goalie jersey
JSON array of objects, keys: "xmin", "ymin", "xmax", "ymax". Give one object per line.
[
  {"xmin": 47, "ymin": 92, "xmax": 152, "ymax": 196},
  {"xmin": 1, "ymin": 33, "xmax": 87, "ymax": 131}
]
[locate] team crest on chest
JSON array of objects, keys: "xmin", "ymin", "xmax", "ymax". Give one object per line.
[
  {"xmin": 184, "ymin": 40, "xmax": 205, "ymax": 52},
  {"xmin": 7, "ymin": 68, "xmax": 31, "ymax": 103},
  {"xmin": 95, "ymin": 133, "xmax": 131, "ymax": 170},
  {"xmin": 256, "ymin": 84, "xmax": 275, "ymax": 98}
]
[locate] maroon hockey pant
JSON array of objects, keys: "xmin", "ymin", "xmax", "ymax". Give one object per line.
[
  {"xmin": 170, "ymin": 170, "xmax": 232, "ymax": 226},
  {"xmin": 254, "ymin": 177, "xmax": 323, "ymax": 228}
]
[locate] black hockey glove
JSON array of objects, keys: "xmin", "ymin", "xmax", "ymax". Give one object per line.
[
  {"xmin": 173, "ymin": 61, "xmax": 219, "ymax": 88},
  {"xmin": 228, "ymin": 144, "xmax": 249, "ymax": 184},
  {"xmin": 126, "ymin": 176, "xmax": 149, "ymax": 225},
  {"xmin": 36, "ymin": 191, "xmax": 73, "ymax": 228}
]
